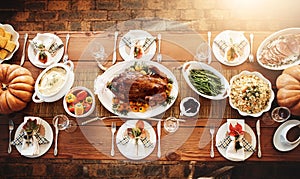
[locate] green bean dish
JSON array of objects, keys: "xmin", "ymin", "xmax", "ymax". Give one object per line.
[{"xmin": 188, "ymin": 69, "xmax": 224, "ymax": 96}]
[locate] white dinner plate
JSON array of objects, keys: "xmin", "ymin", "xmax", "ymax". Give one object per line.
[
  {"xmin": 273, "ymin": 119, "xmax": 300, "ymax": 152},
  {"xmin": 14, "ymin": 117, "xmax": 53, "ymax": 158},
  {"xmin": 212, "ymin": 30, "xmax": 250, "ymax": 66},
  {"xmin": 182, "ymin": 61, "xmax": 230, "ymax": 100},
  {"xmin": 215, "ymin": 122, "xmax": 256, "ymax": 161},
  {"xmin": 94, "ymin": 59, "xmax": 178, "ymax": 118},
  {"xmin": 116, "ymin": 120, "xmax": 156, "ymax": 160},
  {"xmin": 0, "ymin": 23, "xmax": 20, "ymax": 63},
  {"xmin": 28, "ymin": 33, "xmax": 64, "ymax": 68},
  {"xmin": 119, "ymin": 30, "xmax": 156, "ymax": 61},
  {"xmin": 257, "ymin": 28, "xmax": 300, "ymax": 70}
]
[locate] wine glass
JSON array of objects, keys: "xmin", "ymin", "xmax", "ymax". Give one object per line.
[
  {"xmin": 91, "ymin": 42, "xmax": 108, "ymax": 70},
  {"xmin": 195, "ymin": 42, "xmax": 210, "ymax": 62},
  {"xmin": 52, "ymin": 114, "xmax": 77, "ymax": 133}
]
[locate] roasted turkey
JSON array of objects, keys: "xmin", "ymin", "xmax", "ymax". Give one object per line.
[{"xmin": 108, "ymin": 66, "xmax": 169, "ymax": 106}]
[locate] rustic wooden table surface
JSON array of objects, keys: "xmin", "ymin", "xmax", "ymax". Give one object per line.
[{"xmin": 0, "ymin": 31, "xmax": 299, "ymax": 164}]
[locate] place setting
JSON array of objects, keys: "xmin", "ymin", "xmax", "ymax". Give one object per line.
[
  {"xmin": 215, "ymin": 119, "xmax": 256, "ymax": 161},
  {"xmin": 10, "ymin": 117, "xmax": 53, "ymax": 158}
]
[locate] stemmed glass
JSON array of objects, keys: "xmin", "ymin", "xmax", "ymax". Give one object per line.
[
  {"xmin": 91, "ymin": 42, "xmax": 108, "ymax": 71},
  {"xmin": 52, "ymin": 114, "xmax": 77, "ymax": 133},
  {"xmin": 195, "ymin": 42, "xmax": 210, "ymax": 62}
]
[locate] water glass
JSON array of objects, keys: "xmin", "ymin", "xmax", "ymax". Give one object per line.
[
  {"xmin": 164, "ymin": 117, "xmax": 179, "ymax": 133},
  {"xmin": 195, "ymin": 42, "xmax": 210, "ymax": 62},
  {"xmin": 92, "ymin": 43, "xmax": 107, "ymax": 62},
  {"xmin": 53, "ymin": 115, "xmax": 69, "ymax": 130},
  {"xmin": 271, "ymin": 107, "xmax": 291, "ymax": 122}
]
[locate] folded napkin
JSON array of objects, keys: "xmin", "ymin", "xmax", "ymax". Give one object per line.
[
  {"xmin": 11, "ymin": 131, "xmax": 50, "ymax": 146},
  {"xmin": 214, "ymin": 39, "xmax": 247, "ymax": 54},
  {"xmin": 30, "ymin": 33, "xmax": 63, "ymax": 56},
  {"xmin": 122, "ymin": 36, "xmax": 155, "ymax": 52},
  {"xmin": 117, "ymin": 135, "xmax": 154, "ymax": 148},
  {"xmin": 11, "ymin": 117, "xmax": 49, "ymax": 156}
]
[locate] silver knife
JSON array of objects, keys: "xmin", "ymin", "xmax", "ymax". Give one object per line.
[
  {"xmin": 54, "ymin": 118, "xmax": 59, "ymax": 156},
  {"xmin": 20, "ymin": 33, "xmax": 28, "ymax": 66},
  {"xmin": 157, "ymin": 120, "xmax": 161, "ymax": 158},
  {"xmin": 112, "ymin": 31, "xmax": 118, "ymax": 64},
  {"xmin": 256, "ymin": 119, "xmax": 262, "ymax": 158},
  {"xmin": 207, "ymin": 31, "xmax": 212, "ymax": 64}
]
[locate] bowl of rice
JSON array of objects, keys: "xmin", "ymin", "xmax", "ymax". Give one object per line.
[{"xmin": 229, "ymin": 71, "xmax": 274, "ymax": 117}]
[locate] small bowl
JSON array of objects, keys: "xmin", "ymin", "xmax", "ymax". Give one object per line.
[
  {"xmin": 63, "ymin": 86, "xmax": 95, "ymax": 118},
  {"xmin": 180, "ymin": 97, "xmax": 200, "ymax": 117}
]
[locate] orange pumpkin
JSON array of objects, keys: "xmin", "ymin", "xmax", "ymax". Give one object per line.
[
  {"xmin": 276, "ymin": 65, "xmax": 300, "ymax": 116},
  {"xmin": 0, "ymin": 64, "xmax": 34, "ymax": 114}
]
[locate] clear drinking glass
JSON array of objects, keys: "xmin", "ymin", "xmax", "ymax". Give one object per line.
[
  {"xmin": 195, "ymin": 42, "xmax": 210, "ymax": 62},
  {"xmin": 52, "ymin": 114, "xmax": 77, "ymax": 133},
  {"xmin": 164, "ymin": 117, "xmax": 179, "ymax": 133},
  {"xmin": 271, "ymin": 107, "xmax": 291, "ymax": 122},
  {"xmin": 92, "ymin": 43, "xmax": 107, "ymax": 62}
]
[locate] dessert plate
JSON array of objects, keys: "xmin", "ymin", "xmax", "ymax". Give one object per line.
[
  {"xmin": 14, "ymin": 117, "xmax": 53, "ymax": 158},
  {"xmin": 119, "ymin": 30, "xmax": 156, "ymax": 61},
  {"xmin": 116, "ymin": 120, "xmax": 156, "ymax": 160},
  {"xmin": 28, "ymin": 33, "xmax": 64, "ymax": 68},
  {"xmin": 216, "ymin": 122, "xmax": 256, "ymax": 161},
  {"xmin": 212, "ymin": 30, "xmax": 250, "ymax": 66}
]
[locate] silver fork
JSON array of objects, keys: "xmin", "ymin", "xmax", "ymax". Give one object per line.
[
  {"xmin": 8, "ymin": 120, "xmax": 14, "ymax": 154},
  {"xmin": 63, "ymin": 34, "xmax": 70, "ymax": 62},
  {"xmin": 156, "ymin": 33, "xmax": 162, "ymax": 63},
  {"xmin": 111, "ymin": 122, "xmax": 116, "ymax": 156},
  {"xmin": 209, "ymin": 125, "xmax": 215, "ymax": 158},
  {"xmin": 249, "ymin": 33, "xmax": 254, "ymax": 62}
]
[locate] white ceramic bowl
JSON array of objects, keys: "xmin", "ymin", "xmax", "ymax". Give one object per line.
[
  {"xmin": 180, "ymin": 97, "xmax": 200, "ymax": 117},
  {"xmin": 63, "ymin": 86, "xmax": 96, "ymax": 118},
  {"xmin": 229, "ymin": 71, "xmax": 274, "ymax": 117},
  {"xmin": 0, "ymin": 23, "xmax": 20, "ymax": 62},
  {"xmin": 32, "ymin": 61, "xmax": 74, "ymax": 103}
]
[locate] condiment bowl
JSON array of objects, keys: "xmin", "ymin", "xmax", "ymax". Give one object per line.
[
  {"xmin": 180, "ymin": 97, "xmax": 200, "ymax": 117},
  {"xmin": 63, "ymin": 86, "xmax": 96, "ymax": 118}
]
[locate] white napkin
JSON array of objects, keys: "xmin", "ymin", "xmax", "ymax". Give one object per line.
[
  {"xmin": 20, "ymin": 117, "xmax": 41, "ymax": 156},
  {"xmin": 94, "ymin": 75, "xmax": 108, "ymax": 96},
  {"xmin": 225, "ymin": 119, "xmax": 245, "ymax": 160},
  {"xmin": 36, "ymin": 33, "xmax": 55, "ymax": 50}
]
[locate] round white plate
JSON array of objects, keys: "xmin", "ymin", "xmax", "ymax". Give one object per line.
[
  {"xmin": 119, "ymin": 30, "xmax": 156, "ymax": 61},
  {"xmin": 28, "ymin": 33, "xmax": 64, "ymax": 68},
  {"xmin": 0, "ymin": 23, "xmax": 20, "ymax": 63},
  {"xmin": 94, "ymin": 59, "xmax": 178, "ymax": 118},
  {"xmin": 212, "ymin": 30, "xmax": 250, "ymax": 66},
  {"xmin": 257, "ymin": 28, "xmax": 300, "ymax": 70},
  {"xmin": 273, "ymin": 119, "xmax": 300, "ymax": 152},
  {"xmin": 182, "ymin": 61, "xmax": 230, "ymax": 100},
  {"xmin": 14, "ymin": 117, "xmax": 53, "ymax": 158},
  {"xmin": 216, "ymin": 122, "xmax": 256, "ymax": 161},
  {"xmin": 116, "ymin": 120, "xmax": 156, "ymax": 160}
]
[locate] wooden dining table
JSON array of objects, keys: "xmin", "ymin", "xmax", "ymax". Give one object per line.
[{"xmin": 0, "ymin": 30, "xmax": 299, "ymax": 177}]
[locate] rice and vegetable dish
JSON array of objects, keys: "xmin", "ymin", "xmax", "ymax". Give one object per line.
[{"xmin": 230, "ymin": 73, "xmax": 271, "ymax": 114}]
